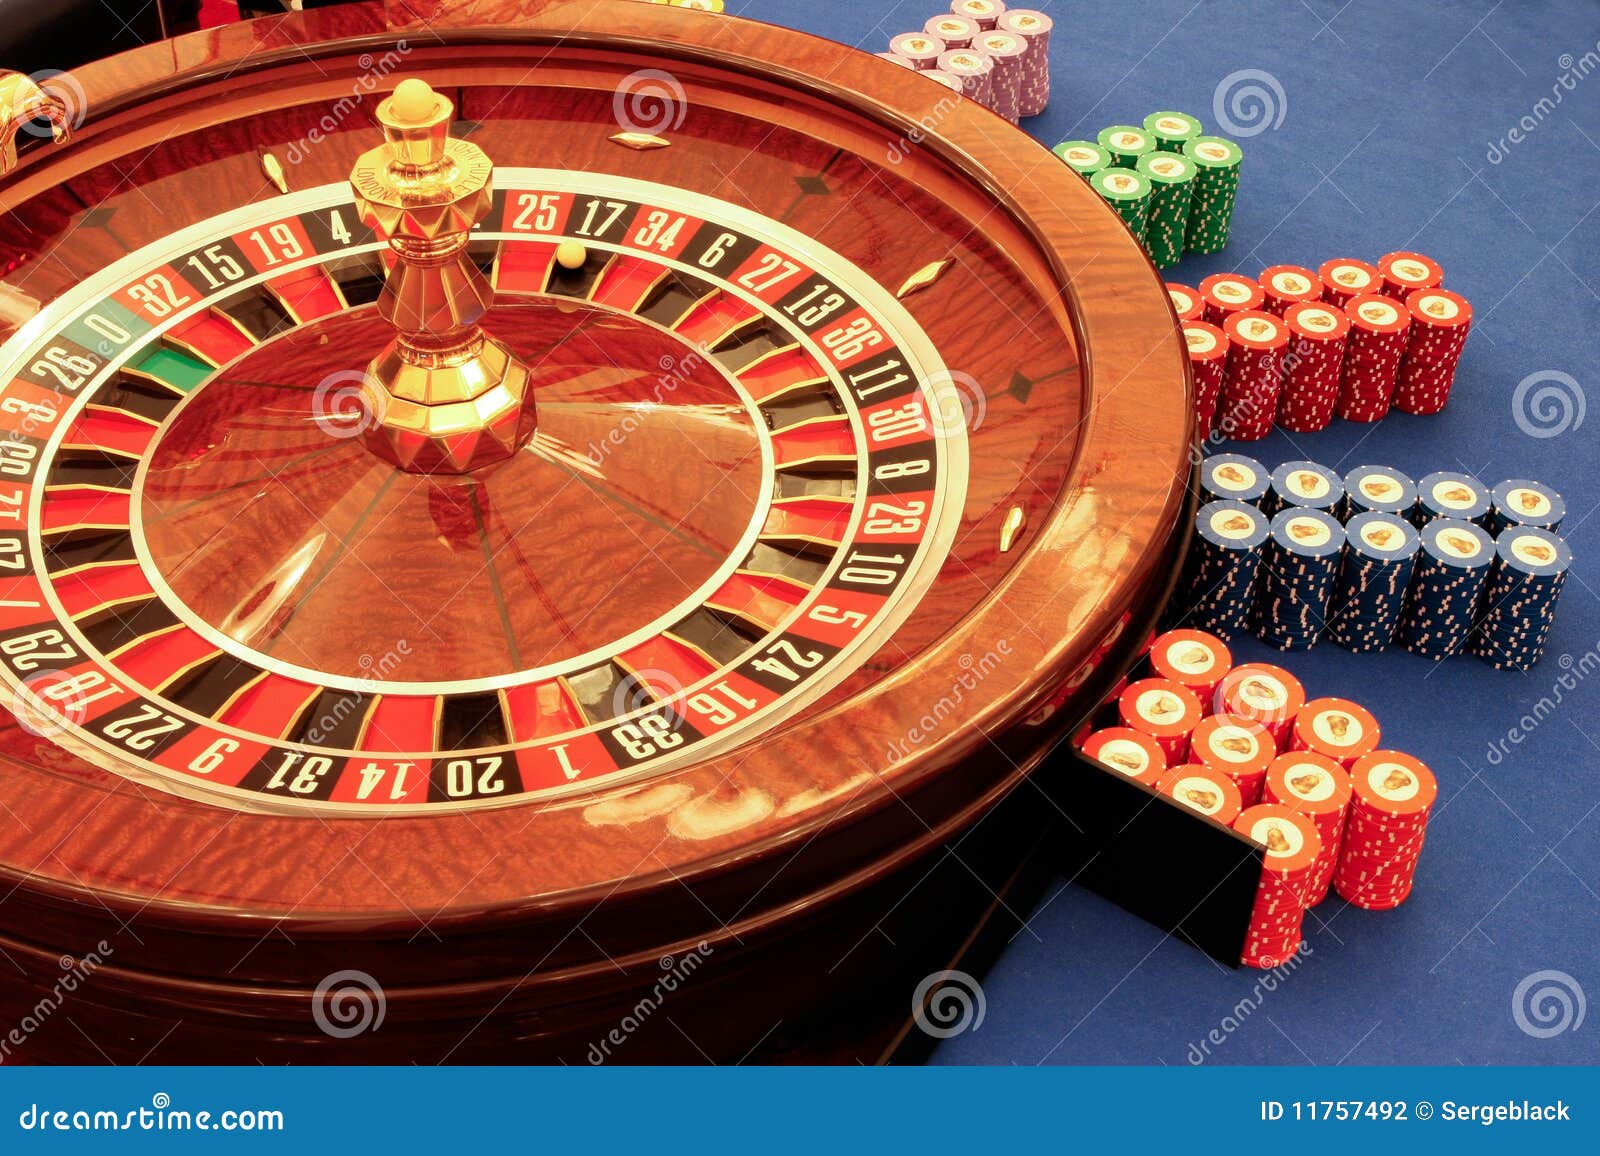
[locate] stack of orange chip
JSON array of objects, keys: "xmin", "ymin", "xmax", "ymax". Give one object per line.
[
  {"xmin": 1217, "ymin": 662, "xmax": 1305, "ymax": 745},
  {"xmin": 1117, "ymin": 678, "xmax": 1202, "ymax": 762},
  {"xmin": 1334, "ymin": 751, "xmax": 1437, "ymax": 909},
  {"xmin": 1147, "ymin": 628, "xmax": 1232, "ymax": 710},
  {"xmin": 1157, "ymin": 764, "xmax": 1243, "ymax": 826},
  {"xmin": 1262, "ymin": 752, "xmax": 1352, "ymax": 905},
  {"xmin": 1188, "ymin": 714, "xmax": 1274, "ymax": 806},
  {"xmin": 1291, "ymin": 697, "xmax": 1380, "ymax": 768},
  {"xmin": 1080, "ymin": 727, "xmax": 1167, "ymax": 787},
  {"xmin": 1234, "ymin": 805, "xmax": 1322, "ymax": 967}
]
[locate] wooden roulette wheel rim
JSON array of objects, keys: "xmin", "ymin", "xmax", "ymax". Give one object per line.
[{"xmin": 0, "ymin": 0, "xmax": 1191, "ymax": 1038}]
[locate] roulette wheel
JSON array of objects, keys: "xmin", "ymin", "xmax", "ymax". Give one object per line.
[{"xmin": 0, "ymin": 0, "xmax": 1188, "ymax": 1062}]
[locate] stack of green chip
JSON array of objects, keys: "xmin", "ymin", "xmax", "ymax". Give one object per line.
[
  {"xmin": 1135, "ymin": 151, "xmax": 1197, "ymax": 268},
  {"xmin": 1182, "ymin": 135, "xmax": 1243, "ymax": 254},
  {"xmin": 1096, "ymin": 124, "xmax": 1155, "ymax": 168},
  {"xmin": 1143, "ymin": 110, "xmax": 1204, "ymax": 153},
  {"xmin": 1090, "ymin": 167, "xmax": 1152, "ymax": 244},
  {"xmin": 1052, "ymin": 140, "xmax": 1113, "ymax": 179}
]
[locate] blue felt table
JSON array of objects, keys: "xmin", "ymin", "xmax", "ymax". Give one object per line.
[{"xmin": 732, "ymin": 0, "xmax": 1600, "ymax": 1064}]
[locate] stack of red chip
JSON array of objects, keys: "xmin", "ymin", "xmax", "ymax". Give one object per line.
[
  {"xmin": 1218, "ymin": 662, "xmax": 1305, "ymax": 747},
  {"xmin": 1333, "ymin": 751, "xmax": 1437, "ymax": 909},
  {"xmin": 1147, "ymin": 628, "xmax": 1232, "ymax": 710},
  {"xmin": 1218, "ymin": 310, "xmax": 1288, "ymax": 441},
  {"xmin": 976, "ymin": 31, "xmax": 1027, "ymax": 122},
  {"xmin": 1167, "ymin": 282, "xmax": 1204, "ymax": 321},
  {"xmin": 1393, "ymin": 288, "xmax": 1472, "ymax": 415},
  {"xmin": 1277, "ymin": 301, "xmax": 1350, "ymax": 433},
  {"xmin": 1158, "ymin": 764, "xmax": 1243, "ymax": 826},
  {"xmin": 1117, "ymin": 678, "xmax": 1202, "ymax": 762},
  {"xmin": 1291, "ymin": 697, "xmax": 1380, "ymax": 768},
  {"xmin": 1199, "ymin": 273, "xmax": 1264, "ymax": 327},
  {"xmin": 1189, "ymin": 715, "xmax": 1274, "ymax": 806},
  {"xmin": 997, "ymin": 9, "xmax": 1052, "ymax": 117},
  {"xmin": 1262, "ymin": 752, "xmax": 1352, "ymax": 905},
  {"xmin": 1183, "ymin": 321, "xmax": 1228, "ymax": 438},
  {"xmin": 1337, "ymin": 294, "xmax": 1410, "ymax": 422},
  {"xmin": 1317, "ymin": 258, "xmax": 1380, "ymax": 309},
  {"xmin": 1378, "ymin": 251, "xmax": 1443, "ymax": 300},
  {"xmin": 1234, "ymin": 805, "xmax": 1322, "ymax": 967},
  {"xmin": 1081, "ymin": 726, "xmax": 1167, "ymax": 787},
  {"xmin": 1259, "ymin": 264, "xmax": 1322, "ymax": 316}
]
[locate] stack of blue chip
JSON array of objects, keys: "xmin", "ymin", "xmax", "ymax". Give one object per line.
[
  {"xmin": 1414, "ymin": 471, "xmax": 1492, "ymax": 527},
  {"xmin": 1262, "ymin": 460, "xmax": 1343, "ymax": 517},
  {"xmin": 1252, "ymin": 508, "xmax": 1346, "ymax": 651},
  {"xmin": 1396, "ymin": 518, "xmax": 1495, "ymax": 660},
  {"xmin": 1200, "ymin": 453, "xmax": 1269, "ymax": 507},
  {"xmin": 1468, "ymin": 527, "xmax": 1571, "ymax": 670},
  {"xmin": 1488, "ymin": 478, "xmax": 1565, "ymax": 535},
  {"xmin": 1326, "ymin": 512, "xmax": 1420, "ymax": 652},
  {"xmin": 1342, "ymin": 465, "xmax": 1417, "ymax": 522},
  {"xmin": 1181, "ymin": 500, "xmax": 1269, "ymax": 639}
]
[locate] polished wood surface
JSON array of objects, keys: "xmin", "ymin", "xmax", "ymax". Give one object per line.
[{"xmin": 0, "ymin": 0, "xmax": 1191, "ymax": 1059}]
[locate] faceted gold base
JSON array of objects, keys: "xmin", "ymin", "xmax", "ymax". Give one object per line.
[{"xmin": 360, "ymin": 338, "xmax": 535, "ymax": 473}]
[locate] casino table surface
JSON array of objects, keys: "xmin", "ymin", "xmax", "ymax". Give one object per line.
[{"xmin": 725, "ymin": 0, "xmax": 1599, "ymax": 1064}]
